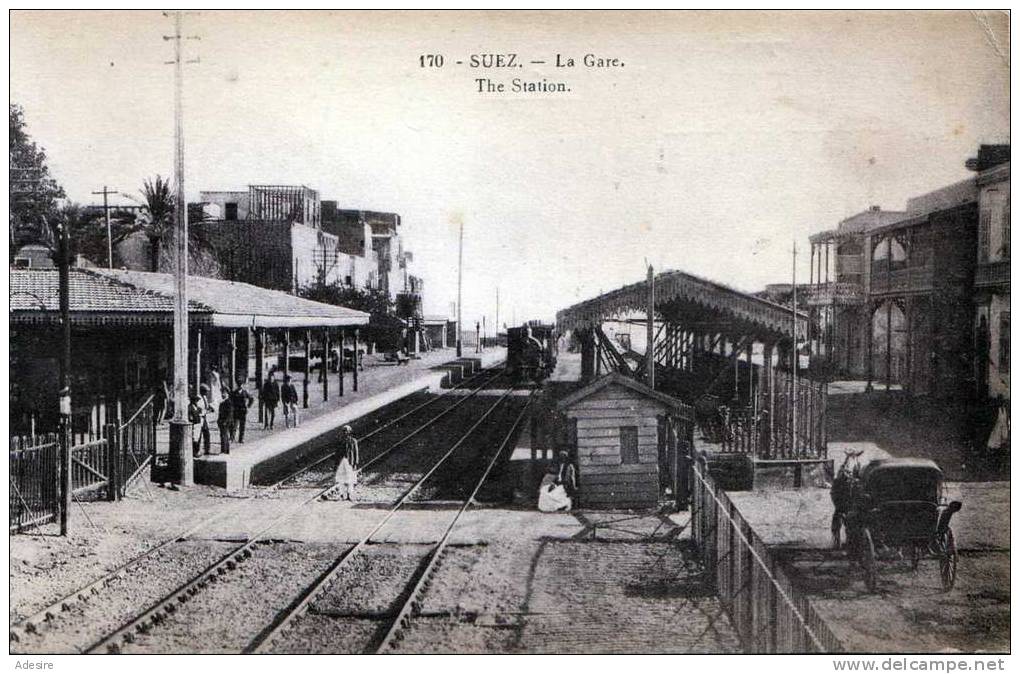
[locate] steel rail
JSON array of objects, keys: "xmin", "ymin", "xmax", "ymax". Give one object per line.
[
  {"xmin": 376, "ymin": 395, "xmax": 533, "ymax": 653},
  {"xmin": 85, "ymin": 372, "xmax": 510, "ymax": 654},
  {"xmin": 10, "ymin": 364, "xmax": 501, "ymax": 647},
  {"xmin": 245, "ymin": 384, "xmax": 519, "ymax": 654},
  {"xmin": 272, "ymin": 366, "xmax": 506, "ymax": 488}
]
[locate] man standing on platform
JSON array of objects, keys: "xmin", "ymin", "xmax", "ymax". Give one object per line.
[
  {"xmin": 261, "ymin": 369, "xmax": 281, "ymax": 431},
  {"xmin": 217, "ymin": 387, "xmax": 233, "ymax": 454},
  {"xmin": 281, "ymin": 374, "xmax": 300, "ymax": 428},
  {"xmin": 230, "ymin": 377, "xmax": 253, "ymax": 443},
  {"xmin": 197, "ymin": 384, "xmax": 212, "ymax": 455}
]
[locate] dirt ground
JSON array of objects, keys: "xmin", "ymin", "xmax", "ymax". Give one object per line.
[
  {"xmin": 728, "ymin": 482, "xmax": 1010, "ymax": 653},
  {"xmin": 827, "ymin": 391, "xmax": 1009, "ymax": 482},
  {"xmin": 11, "ymin": 485, "xmax": 742, "ymax": 654}
]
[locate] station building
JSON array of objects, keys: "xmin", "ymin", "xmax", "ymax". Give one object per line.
[{"xmin": 10, "ymin": 267, "xmax": 368, "ymax": 439}]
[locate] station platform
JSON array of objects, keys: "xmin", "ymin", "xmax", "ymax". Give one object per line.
[{"xmin": 192, "ymin": 348, "xmax": 506, "ymax": 490}]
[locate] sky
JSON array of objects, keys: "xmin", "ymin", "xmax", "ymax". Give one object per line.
[{"xmin": 10, "ymin": 10, "xmax": 1010, "ymax": 327}]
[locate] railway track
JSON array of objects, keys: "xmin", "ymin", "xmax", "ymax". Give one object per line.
[
  {"xmin": 81, "ymin": 369, "xmax": 513, "ymax": 654},
  {"xmin": 8, "ymin": 364, "xmax": 503, "ymax": 653},
  {"xmin": 247, "ymin": 383, "xmax": 532, "ymax": 654}
]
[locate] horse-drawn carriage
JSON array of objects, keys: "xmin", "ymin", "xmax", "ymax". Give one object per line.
[{"xmin": 831, "ymin": 451, "xmax": 961, "ymax": 592}]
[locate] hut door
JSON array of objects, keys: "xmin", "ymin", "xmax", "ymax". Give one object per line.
[
  {"xmin": 670, "ymin": 415, "xmax": 695, "ymax": 511},
  {"xmin": 657, "ymin": 416, "xmax": 671, "ymax": 496}
]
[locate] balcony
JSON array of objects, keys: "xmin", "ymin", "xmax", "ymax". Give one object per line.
[
  {"xmin": 975, "ymin": 259, "xmax": 1010, "ymax": 288},
  {"xmin": 869, "ymin": 265, "xmax": 935, "ymax": 295},
  {"xmin": 805, "ymin": 282, "xmax": 865, "ymax": 306},
  {"xmin": 836, "ymin": 253, "xmax": 863, "ymax": 275}
]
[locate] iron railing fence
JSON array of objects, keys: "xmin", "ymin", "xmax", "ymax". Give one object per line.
[
  {"xmin": 10, "ymin": 438, "xmax": 59, "ymax": 533},
  {"xmin": 690, "ymin": 456, "xmax": 843, "ymax": 653},
  {"xmin": 9, "ymin": 396, "xmax": 157, "ymax": 533}
]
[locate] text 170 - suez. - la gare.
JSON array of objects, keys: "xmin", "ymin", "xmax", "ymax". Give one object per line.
[{"xmin": 419, "ymin": 53, "xmax": 625, "ymax": 94}]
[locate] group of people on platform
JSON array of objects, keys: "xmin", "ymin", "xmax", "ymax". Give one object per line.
[
  {"xmin": 184, "ymin": 369, "xmax": 255, "ymax": 457},
  {"xmin": 256, "ymin": 368, "xmax": 301, "ymax": 431},
  {"xmin": 168, "ymin": 364, "xmax": 303, "ymax": 457}
]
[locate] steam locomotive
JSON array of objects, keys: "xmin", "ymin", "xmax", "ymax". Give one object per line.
[{"xmin": 505, "ymin": 323, "xmax": 557, "ymax": 383}]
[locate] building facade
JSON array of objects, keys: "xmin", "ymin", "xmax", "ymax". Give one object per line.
[
  {"xmin": 322, "ymin": 208, "xmax": 410, "ymax": 301},
  {"xmin": 806, "ymin": 145, "xmax": 1008, "ymax": 401},
  {"xmin": 971, "ymin": 151, "xmax": 1010, "ymax": 401}
]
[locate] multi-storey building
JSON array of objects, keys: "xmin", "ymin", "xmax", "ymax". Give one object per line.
[
  {"xmin": 321, "ymin": 206, "xmax": 411, "ymax": 301},
  {"xmin": 200, "ymin": 185, "xmax": 320, "ymax": 227},
  {"xmin": 193, "ymin": 186, "xmax": 377, "ymax": 294},
  {"xmin": 806, "ymin": 145, "xmax": 1009, "ymax": 399},
  {"xmin": 971, "ymin": 147, "xmax": 1010, "ymax": 401}
]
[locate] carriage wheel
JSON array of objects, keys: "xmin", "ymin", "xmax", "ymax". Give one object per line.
[
  {"xmin": 939, "ymin": 528, "xmax": 958, "ymax": 591},
  {"xmin": 831, "ymin": 512, "xmax": 844, "ymax": 550},
  {"xmin": 860, "ymin": 528, "xmax": 878, "ymax": 593}
]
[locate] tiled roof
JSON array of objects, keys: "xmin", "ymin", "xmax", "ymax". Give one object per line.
[
  {"xmin": 10, "ymin": 268, "xmax": 370, "ymax": 328},
  {"xmin": 10, "ymin": 268, "xmax": 199, "ymax": 314}
]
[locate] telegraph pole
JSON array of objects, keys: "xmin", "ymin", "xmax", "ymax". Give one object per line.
[
  {"xmin": 646, "ymin": 265, "xmax": 655, "ymax": 389},
  {"xmin": 456, "ymin": 220, "xmax": 463, "ymax": 358},
  {"xmin": 165, "ymin": 11, "xmax": 195, "ymax": 487},
  {"xmin": 57, "ymin": 219, "xmax": 71, "ymax": 536},
  {"xmin": 91, "ymin": 186, "xmax": 118, "ymax": 269},
  {"xmin": 495, "ymin": 287, "xmax": 500, "ymax": 340},
  {"xmin": 791, "ymin": 241, "xmax": 798, "ymax": 454}
]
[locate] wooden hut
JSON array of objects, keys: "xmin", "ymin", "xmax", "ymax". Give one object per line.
[{"xmin": 557, "ymin": 373, "xmax": 688, "ymax": 509}]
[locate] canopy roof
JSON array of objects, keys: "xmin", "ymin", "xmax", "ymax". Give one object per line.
[
  {"xmin": 10, "ymin": 268, "xmax": 369, "ymax": 329},
  {"xmin": 556, "ymin": 269, "xmax": 808, "ymax": 341}
]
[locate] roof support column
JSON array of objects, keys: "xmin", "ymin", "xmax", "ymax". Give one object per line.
[
  {"xmin": 255, "ymin": 329, "xmax": 265, "ymax": 422},
  {"xmin": 303, "ymin": 330, "xmax": 311, "ymax": 408},
  {"xmin": 229, "ymin": 330, "xmax": 238, "ymax": 392},
  {"xmin": 580, "ymin": 329, "xmax": 595, "ymax": 381},
  {"xmin": 283, "ymin": 329, "xmax": 291, "ymax": 377},
  {"xmin": 886, "ymin": 300, "xmax": 893, "ymax": 393},
  {"xmin": 646, "ymin": 265, "xmax": 655, "ymax": 389},
  {"xmin": 322, "ymin": 328, "xmax": 330, "ymax": 402},
  {"xmin": 731, "ymin": 334, "xmax": 740, "ymax": 400},
  {"xmin": 746, "ymin": 339, "xmax": 754, "ymax": 406},
  {"xmin": 338, "ymin": 328, "xmax": 345, "ymax": 397},
  {"xmin": 194, "ymin": 328, "xmax": 202, "ymax": 398},
  {"xmin": 764, "ymin": 341, "xmax": 775, "ymax": 458},
  {"xmin": 353, "ymin": 328, "xmax": 360, "ymax": 392},
  {"xmin": 865, "ymin": 302, "xmax": 874, "ymax": 393}
]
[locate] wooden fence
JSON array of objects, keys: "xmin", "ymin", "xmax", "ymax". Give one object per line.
[{"xmin": 690, "ymin": 455, "xmax": 843, "ymax": 653}]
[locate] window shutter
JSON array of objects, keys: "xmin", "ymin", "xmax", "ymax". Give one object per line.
[{"xmin": 620, "ymin": 426, "xmax": 639, "ymax": 465}]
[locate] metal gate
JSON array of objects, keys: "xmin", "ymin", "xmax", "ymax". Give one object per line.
[
  {"xmin": 10, "ymin": 435, "xmax": 59, "ymax": 533},
  {"xmin": 9, "ymin": 396, "xmax": 157, "ymax": 534}
]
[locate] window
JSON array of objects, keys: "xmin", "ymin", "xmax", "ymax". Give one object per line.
[
  {"xmin": 1002, "ymin": 196, "xmax": 1010, "ymax": 260},
  {"xmin": 979, "ymin": 208, "xmax": 991, "ymax": 263},
  {"xmin": 620, "ymin": 425, "xmax": 639, "ymax": 465},
  {"xmin": 225, "ymin": 202, "xmax": 238, "ymax": 221},
  {"xmin": 999, "ymin": 312, "xmax": 1010, "ymax": 374},
  {"xmin": 345, "ymin": 275, "xmax": 353, "ymax": 286},
  {"xmin": 872, "ymin": 236, "xmax": 907, "ymax": 270}
]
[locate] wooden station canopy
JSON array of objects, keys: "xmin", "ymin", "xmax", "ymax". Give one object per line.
[{"xmin": 556, "ymin": 269, "xmax": 808, "ymax": 343}]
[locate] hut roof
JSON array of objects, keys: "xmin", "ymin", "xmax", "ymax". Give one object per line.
[{"xmin": 556, "ymin": 372, "xmax": 691, "ymax": 417}]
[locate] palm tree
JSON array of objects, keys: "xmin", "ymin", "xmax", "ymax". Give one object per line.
[{"xmin": 138, "ymin": 175, "xmax": 175, "ymax": 272}]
